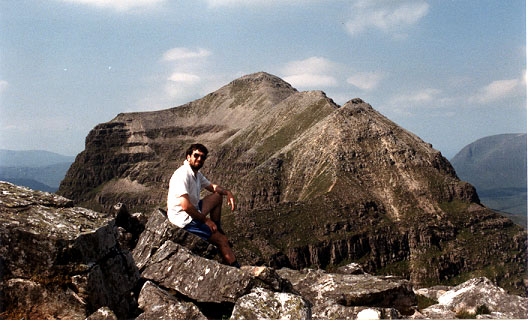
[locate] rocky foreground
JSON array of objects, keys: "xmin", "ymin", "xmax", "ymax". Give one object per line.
[{"xmin": 0, "ymin": 182, "xmax": 527, "ymax": 319}]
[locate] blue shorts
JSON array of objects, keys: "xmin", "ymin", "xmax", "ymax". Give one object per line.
[{"xmin": 182, "ymin": 200, "xmax": 212, "ymax": 240}]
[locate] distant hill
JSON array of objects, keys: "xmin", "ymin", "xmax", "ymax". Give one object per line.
[
  {"xmin": 0, "ymin": 149, "xmax": 75, "ymax": 167},
  {"xmin": 0, "ymin": 150, "xmax": 75, "ymax": 192},
  {"xmin": 450, "ymin": 134, "xmax": 527, "ymax": 222}
]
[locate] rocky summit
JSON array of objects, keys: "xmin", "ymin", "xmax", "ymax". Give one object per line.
[
  {"xmin": 1, "ymin": 183, "xmax": 527, "ymax": 319},
  {"xmin": 57, "ymin": 72, "xmax": 527, "ymax": 295}
]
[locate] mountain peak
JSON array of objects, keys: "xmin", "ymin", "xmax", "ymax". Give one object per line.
[
  {"xmin": 58, "ymin": 72, "xmax": 527, "ymax": 295},
  {"xmin": 231, "ymin": 72, "xmax": 294, "ymax": 88},
  {"xmin": 224, "ymin": 72, "xmax": 297, "ymax": 97}
]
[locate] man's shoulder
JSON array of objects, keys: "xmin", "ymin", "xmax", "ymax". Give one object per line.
[{"xmin": 170, "ymin": 163, "xmax": 194, "ymax": 180}]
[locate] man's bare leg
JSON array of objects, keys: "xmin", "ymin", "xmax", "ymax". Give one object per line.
[
  {"xmin": 201, "ymin": 192, "xmax": 224, "ymax": 233},
  {"xmin": 201, "ymin": 192, "xmax": 238, "ymax": 265},
  {"xmin": 208, "ymin": 231, "xmax": 236, "ymax": 264}
]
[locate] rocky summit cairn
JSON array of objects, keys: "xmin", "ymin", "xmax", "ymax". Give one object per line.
[
  {"xmin": 57, "ymin": 72, "xmax": 526, "ymax": 295},
  {"xmin": 1, "ymin": 181, "xmax": 528, "ymax": 318}
]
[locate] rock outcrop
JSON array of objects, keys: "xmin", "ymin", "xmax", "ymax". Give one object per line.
[
  {"xmin": 137, "ymin": 281, "xmax": 207, "ymax": 320},
  {"xmin": 57, "ymin": 72, "xmax": 527, "ymax": 294},
  {"xmin": 1, "ymin": 182, "xmax": 528, "ymax": 319},
  {"xmin": 0, "ymin": 181, "xmax": 139, "ymax": 319},
  {"xmin": 415, "ymin": 277, "xmax": 528, "ymax": 319},
  {"xmin": 277, "ymin": 267, "xmax": 415, "ymax": 319}
]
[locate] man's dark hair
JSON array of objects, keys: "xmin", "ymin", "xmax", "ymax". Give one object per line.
[{"xmin": 186, "ymin": 143, "xmax": 209, "ymax": 158}]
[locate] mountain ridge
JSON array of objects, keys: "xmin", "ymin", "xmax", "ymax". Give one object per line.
[
  {"xmin": 0, "ymin": 149, "xmax": 75, "ymax": 167},
  {"xmin": 57, "ymin": 72, "xmax": 527, "ymax": 294},
  {"xmin": 0, "ymin": 150, "xmax": 75, "ymax": 192}
]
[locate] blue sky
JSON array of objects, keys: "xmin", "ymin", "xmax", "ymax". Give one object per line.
[{"xmin": 0, "ymin": 0, "xmax": 526, "ymax": 158}]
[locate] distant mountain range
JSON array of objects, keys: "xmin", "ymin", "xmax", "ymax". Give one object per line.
[
  {"xmin": 450, "ymin": 134, "xmax": 527, "ymax": 226},
  {"xmin": 0, "ymin": 150, "xmax": 75, "ymax": 192}
]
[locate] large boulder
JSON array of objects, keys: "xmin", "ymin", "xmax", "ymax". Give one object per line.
[
  {"xmin": 419, "ymin": 277, "xmax": 528, "ymax": 319},
  {"xmin": 137, "ymin": 281, "xmax": 207, "ymax": 320},
  {"xmin": 138, "ymin": 241, "xmax": 306, "ymax": 318},
  {"xmin": 277, "ymin": 268, "xmax": 417, "ymax": 319},
  {"xmin": 141, "ymin": 240, "xmax": 254, "ymax": 304},
  {"xmin": 132, "ymin": 207, "xmax": 219, "ymax": 271},
  {"xmin": 0, "ymin": 181, "xmax": 139, "ymax": 319},
  {"xmin": 230, "ymin": 287, "xmax": 311, "ymax": 320}
]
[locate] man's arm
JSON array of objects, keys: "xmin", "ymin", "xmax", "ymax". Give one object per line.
[
  {"xmin": 205, "ymin": 184, "xmax": 236, "ymax": 211},
  {"xmin": 179, "ymin": 194, "xmax": 218, "ymax": 232}
]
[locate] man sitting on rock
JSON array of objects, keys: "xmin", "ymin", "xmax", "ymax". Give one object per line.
[{"xmin": 167, "ymin": 143, "xmax": 241, "ymax": 268}]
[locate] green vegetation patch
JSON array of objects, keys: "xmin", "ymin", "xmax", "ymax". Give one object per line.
[
  {"xmin": 375, "ymin": 260, "xmax": 410, "ymax": 277},
  {"xmin": 256, "ymin": 98, "xmax": 333, "ymax": 157},
  {"xmin": 416, "ymin": 295, "xmax": 438, "ymax": 310},
  {"xmin": 301, "ymin": 169, "xmax": 334, "ymax": 200}
]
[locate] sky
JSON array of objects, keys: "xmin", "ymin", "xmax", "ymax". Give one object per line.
[{"xmin": 0, "ymin": 0, "xmax": 526, "ymax": 159}]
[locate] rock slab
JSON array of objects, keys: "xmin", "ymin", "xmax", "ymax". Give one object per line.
[
  {"xmin": 0, "ymin": 181, "xmax": 139, "ymax": 319},
  {"xmin": 277, "ymin": 268, "xmax": 416, "ymax": 319},
  {"xmin": 419, "ymin": 277, "xmax": 528, "ymax": 319}
]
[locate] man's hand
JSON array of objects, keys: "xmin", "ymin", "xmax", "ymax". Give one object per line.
[
  {"xmin": 208, "ymin": 184, "xmax": 237, "ymax": 211},
  {"xmin": 204, "ymin": 218, "xmax": 218, "ymax": 233},
  {"xmin": 226, "ymin": 191, "xmax": 236, "ymax": 211}
]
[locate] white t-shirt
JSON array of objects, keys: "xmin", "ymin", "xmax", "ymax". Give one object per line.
[{"xmin": 167, "ymin": 160, "xmax": 211, "ymax": 228}]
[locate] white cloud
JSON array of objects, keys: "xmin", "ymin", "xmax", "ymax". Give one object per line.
[
  {"xmin": 162, "ymin": 48, "xmax": 212, "ymax": 61},
  {"xmin": 206, "ymin": 0, "xmax": 314, "ymax": 7},
  {"xmin": 59, "ymin": 0, "xmax": 165, "ymax": 11},
  {"xmin": 346, "ymin": 0, "xmax": 429, "ymax": 37},
  {"xmin": 282, "ymin": 57, "xmax": 336, "ymax": 75},
  {"xmin": 392, "ymin": 88, "xmax": 442, "ymax": 105},
  {"xmin": 473, "ymin": 79, "xmax": 521, "ymax": 104},
  {"xmin": 347, "ymin": 72, "xmax": 385, "ymax": 91},
  {"xmin": 168, "ymin": 72, "xmax": 201, "ymax": 84},
  {"xmin": 281, "ymin": 57, "xmax": 338, "ymax": 88},
  {"xmin": 283, "ymin": 74, "xmax": 337, "ymax": 88},
  {"xmin": 135, "ymin": 47, "xmax": 226, "ymax": 109},
  {"xmin": 0, "ymin": 80, "xmax": 8, "ymax": 94}
]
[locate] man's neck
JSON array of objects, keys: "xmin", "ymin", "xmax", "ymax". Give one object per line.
[{"xmin": 186, "ymin": 160, "xmax": 199, "ymax": 175}]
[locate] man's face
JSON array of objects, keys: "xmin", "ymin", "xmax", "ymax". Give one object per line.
[{"xmin": 187, "ymin": 149, "xmax": 207, "ymax": 170}]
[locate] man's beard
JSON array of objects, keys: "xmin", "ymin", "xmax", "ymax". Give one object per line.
[{"xmin": 190, "ymin": 162, "xmax": 203, "ymax": 170}]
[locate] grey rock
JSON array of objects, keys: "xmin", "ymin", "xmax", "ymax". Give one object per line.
[
  {"xmin": 0, "ymin": 181, "xmax": 139, "ymax": 319},
  {"xmin": 132, "ymin": 208, "xmax": 218, "ymax": 271},
  {"xmin": 421, "ymin": 277, "xmax": 528, "ymax": 319},
  {"xmin": 2, "ymin": 278, "xmax": 87, "ymax": 320},
  {"xmin": 309, "ymin": 303, "xmax": 400, "ymax": 320},
  {"xmin": 277, "ymin": 268, "xmax": 416, "ymax": 319},
  {"xmin": 86, "ymin": 307, "xmax": 118, "ymax": 320},
  {"xmin": 241, "ymin": 265, "xmax": 296, "ymax": 293},
  {"xmin": 112, "ymin": 202, "xmax": 147, "ymax": 251},
  {"xmin": 414, "ymin": 285, "xmax": 452, "ymax": 301},
  {"xmin": 141, "ymin": 241, "xmax": 253, "ymax": 303},
  {"xmin": 335, "ymin": 262, "xmax": 367, "ymax": 275},
  {"xmin": 137, "ymin": 281, "xmax": 207, "ymax": 320},
  {"xmin": 230, "ymin": 287, "xmax": 311, "ymax": 320}
]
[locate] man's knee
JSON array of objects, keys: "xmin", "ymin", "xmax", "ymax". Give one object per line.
[
  {"xmin": 206, "ymin": 192, "xmax": 223, "ymax": 207},
  {"xmin": 209, "ymin": 231, "xmax": 229, "ymax": 247},
  {"xmin": 213, "ymin": 192, "xmax": 223, "ymax": 205}
]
